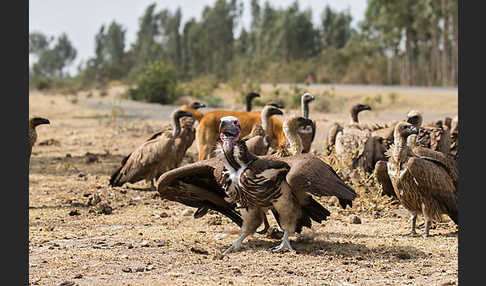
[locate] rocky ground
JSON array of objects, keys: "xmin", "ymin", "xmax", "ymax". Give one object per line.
[{"xmin": 29, "ymin": 86, "xmax": 458, "ymax": 286}]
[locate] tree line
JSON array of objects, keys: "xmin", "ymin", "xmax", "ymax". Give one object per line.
[{"xmin": 29, "ymin": 0, "xmax": 458, "ymax": 91}]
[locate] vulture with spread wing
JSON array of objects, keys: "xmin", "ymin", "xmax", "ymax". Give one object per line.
[
  {"xmin": 157, "ymin": 116, "xmax": 357, "ymax": 254},
  {"xmin": 374, "ymin": 122, "xmax": 458, "ymax": 237}
]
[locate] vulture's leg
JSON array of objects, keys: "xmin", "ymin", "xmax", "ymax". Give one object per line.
[
  {"xmin": 270, "ymin": 229, "xmax": 294, "ymax": 253},
  {"xmin": 409, "ymin": 213, "xmax": 418, "ymax": 236},
  {"xmin": 256, "ymin": 212, "xmax": 270, "ymax": 235},
  {"xmin": 223, "ymin": 207, "xmax": 263, "ymax": 254},
  {"xmin": 423, "ymin": 218, "xmax": 431, "ymax": 238},
  {"xmin": 223, "ymin": 232, "xmax": 251, "ymax": 255},
  {"xmin": 150, "ymin": 179, "xmax": 156, "ymax": 191}
]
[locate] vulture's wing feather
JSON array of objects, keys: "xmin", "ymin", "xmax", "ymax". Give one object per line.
[
  {"xmin": 156, "ymin": 157, "xmax": 242, "ymax": 227},
  {"xmin": 278, "ymin": 153, "xmax": 357, "ymax": 208},
  {"xmin": 374, "ymin": 160, "xmax": 396, "ymax": 198},
  {"xmin": 404, "ymin": 157, "xmax": 458, "ymax": 223},
  {"xmin": 412, "ymin": 147, "xmax": 458, "ymax": 189}
]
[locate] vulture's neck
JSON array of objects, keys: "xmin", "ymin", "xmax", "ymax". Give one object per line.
[
  {"xmin": 283, "ymin": 125, "xmax": 303, "ymax": 155},
  {"xmin": 220, "ymin": 140, "xmax": 256, "ymax": 177},
  {"xmin": 171, "ymin": 116, "xmax": 182, "ymax": 137},
  {"xmin": 261, "ymin": 110, "xmax": 272, "ymax": 135},
  {"xmin": 246, "ymin": 97, "xmax": 253, "ymax": 112},
  {"xmin": 302, "ymin": 99, "xmax": 310, "ymax": 119},
  {"xmin": 391, "ymin": 136, "xmax": 411, "ymax": 165},
  {"xmin": 350, "ymin": 109, "xmax": 360, "ymax": 124}
]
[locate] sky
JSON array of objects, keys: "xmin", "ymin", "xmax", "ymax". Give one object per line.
[{"xmin": 29, "ymin": 0, "xmax": 368, "ymax": 74}]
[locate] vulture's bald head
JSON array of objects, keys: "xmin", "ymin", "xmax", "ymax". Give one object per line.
[
  {"xmin": 406, "ymin": 110, "xmax": 423, "ymax": 127},
  {"xmin": 394, "ymin": 122, "xmax": 419, "ymax": 141}
]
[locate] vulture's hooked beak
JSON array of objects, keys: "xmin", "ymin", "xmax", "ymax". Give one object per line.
[{"xmin": 32, "ymin": 117, "xmax": 50, "ymax": 127}]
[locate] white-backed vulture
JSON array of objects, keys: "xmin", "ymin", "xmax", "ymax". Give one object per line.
[
  {"xmin": 406, "ymin": 110, "xmax": 451, "ymax": 154},
  {"xmin": 109, "ymin": 110, "xmax": 193, "ymax": 189},
  {"xmin": 374, "ymin": 122, "xmax": 458, "ymax": 237},
  {"xmin": 243, "ymin": 105, "xmax": 283, "ymax": 156},
  {"xmin": 157, "ymin": 116, "xmax": 357, "ymax": 254},
  {"xmin": 298, "ymin": 93, "xmax": 316, "ymax": 153},
  {"xmin": 29, "ymin": 117, "xmax": 50, "ymax": 161}
]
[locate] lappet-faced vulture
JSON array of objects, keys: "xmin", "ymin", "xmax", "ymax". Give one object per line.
[{"xmin": 157, "ymin": 116, "xmax": 357, "ymax": 254}]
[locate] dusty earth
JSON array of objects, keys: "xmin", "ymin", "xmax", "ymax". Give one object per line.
[{"xmin": 29, "ymin": 85, "xmax": 458, "ymax": 286}]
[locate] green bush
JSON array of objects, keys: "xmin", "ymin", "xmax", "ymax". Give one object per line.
[{"xmin": 126, "ymin": 61, "xmax": 180, "ymax": 104}]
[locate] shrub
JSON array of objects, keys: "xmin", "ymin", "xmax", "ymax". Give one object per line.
[{"xmin": 126, "ymin": 61, "xmax": 180, "ymax": 104}]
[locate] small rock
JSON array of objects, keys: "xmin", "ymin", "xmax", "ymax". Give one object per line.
[
  {"xmin": 73, "ymin": 274, "xmax": 83, "ymax": 279},
  {"xmin": 59, "ymin": 282, "xmax": 76, "ymax": 286},
  {"xmin": 69, "ymin": 209, "xmax": 80, "ymax": 216},
  {"xmin": 159, "ymin": 212, "xmax": 169, "ymax": 218},
  {"xmin": 98, "ymin": 203, "xmax": 112, "ymax": 215},
  {"xmin": 87, "ymin": 194, "xmax": 101, "ymax": 206},
  {"xmin": 395, "ymin": 251, "xmax": 411, "ymax": 260},
  {"xmin": 77, "ymin": 172, "xmax": 86, "ymax": 178},
  {"xmin": 207, "ymin": 216, "xmax": 222, "ymax": 225},
  {"xmin": 181, "ymin": 209, "xmax": 194, "ymax": 216},
  {"xmin": 350, "ymin": 216, "xmax": 361, "ymax": 224},
  {"xmin": 135, "ymin": 267, "xmax": 145, "ymax": 272},
  {"xmin": 146, "ymin": 264, "xmax": 155, "ymax": 271},
  {"xmin": 214, "ymin": 233, "xmax": 227, "ymax": 241},
  {"xmin": 121, "ymin": 267, "xmax": 132, "ymax": 273},
  {"xmin": 84, "ymin": 152, "xmax": 100, "ymax": 163},
  {"xmin": 190, "ymin": 246, "xmax": 209, "ymax": 255},
  {"xmin": 140, "ymin": 241, "xmax": 150, "ymax": 247}
]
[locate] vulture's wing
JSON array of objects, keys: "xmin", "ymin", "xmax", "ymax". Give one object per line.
[
  {"xmin": 156, "ymin": 157, "xmax": 242, "ymax": 227},
  {"xmin": 374, "ymin": 160, "xmax": 396, "ymax": 198},
  {"xmin": 412, "ymin": 147, "xmax": 458, "ymax": 189},
  {"xmin": 277, "ymin": 153, "xmax": 357, "ymax": 208},
  {"xmin": 404, "ymin": 157, "xmax": 458, "ymax": 223}
]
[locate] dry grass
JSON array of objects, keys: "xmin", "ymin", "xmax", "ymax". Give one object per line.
[{"xmin": 29, "ymin": 87, "xmax": 457, "ymax": 286}]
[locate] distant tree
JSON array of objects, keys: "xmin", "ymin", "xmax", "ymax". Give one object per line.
[{"xmin": 31, "ymin": 33, "xmax": 77, "ymax": 79}]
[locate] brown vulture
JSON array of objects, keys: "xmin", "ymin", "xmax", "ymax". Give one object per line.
[
  {"xmin": 109, "ymin": 109, "xmax": 193, "ymax": 189},
  {"xmin": 157, "ymin": 116, "xmax": 357, "ymax": 254},
  {"xmin": 298, "ymin": 92, "xmax": 316, "ymax": 153},
  {"xmin": 29, "ymin": 117, "xmax": 50, "ymax": 161},
  {"xmin": 243, "ymin": 105, "xmax": 283, "ymax": 156},
  {"xmin": 374, "ymin": 122, "xmax": 458, "ymax": 237}
]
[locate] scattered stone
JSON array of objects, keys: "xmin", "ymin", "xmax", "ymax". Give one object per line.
[
  {"xmin": 145, "ymin": 264, "xmax": 155, "ymax": 271},
  {"xmin": 39, "ymin": 139, "xmax": 60, "ymax": 146},
  {"xmin": 87, "ymin": 194, "xmax": 101, "ymax": 206},
  {"xmin": 159, "ymin": 212, "xmax": 169, "ymax": 218},
  {"xmin": 121, "ymin": 267, "xmax": 132, "ymax": 273},
  {"xmin": 181, "ymin": 209, "xmax": 194, "ymax": 216},
  {"xmin": 84, "ymin": 152, "xmax": 100, "ymax": 163},
  {"xmin": 395, "ymin": 251, "xmax": 411, "ymax": 260},
  {"xmin": 140, "ymin": 240, "xmax": 150, "ymax": 247},
  {"xmin": 77, "ymin": 172, "xmax": 86, "ymax": 178},
  {"xmin": 98, "ymin": 203, "xmax": 112, "ymax": 215},
  {"xmin": 214, "ymin": 233, "xmax": 227, "ymax": 241},
  {"xmin": 69, "ymin": 209, "xmax": 80, "ymax": 216},
  {"xmin": 73, "ymin": 274, "xmax": 83, "ymax": 279},
  {"xmin": 350, "ymin": 216, "xmax": 362, "ymax": 224},
  {"xmin": 207, "ymin": 216, "xmax": 222, "ymax": 225},
  {"xmin": 190, "ymin": 246, "xmax": 209, "ymax": 255},
  {"xmin": 135, "ymin": 267, "xmax": 145, "ymax": 272}
]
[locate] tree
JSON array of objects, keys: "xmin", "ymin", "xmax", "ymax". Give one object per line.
[{"xmin": 31, "ymin": 32, "xmax": 77, "ymax": 79}]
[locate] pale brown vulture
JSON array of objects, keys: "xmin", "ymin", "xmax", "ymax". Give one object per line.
[
  {"xmin": 157, "ymin": 116, "xmax": 357, "ymax": 254},
  {"xmin": 29, "ymin": 117, "xmax": 50, "ymax": 162},
  {"xmin": 109, "ymin": 109, "xmax": 193, "ymax": 189},
  {"xmin": 406, "ymin": 110, "xmax": 451, "ymax": 155},
  {"xmin": 374, "ymin": 122, "xmax": 458, "ymax": 237},
  {"xmin": 243, "ymin": 105, "xmax": 283, "ymax": 156}
]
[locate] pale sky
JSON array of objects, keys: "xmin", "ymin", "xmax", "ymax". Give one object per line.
[{"xmin": 29, "ymin": 0, "xmax": 367, "ymax": 74}]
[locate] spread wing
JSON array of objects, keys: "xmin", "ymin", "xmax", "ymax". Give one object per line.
[
  {"xmin": 374, "ymin": 160, "xmax": 396, "ymax": 198},
  {"xmin": 277, "ymin": 153, "xmax": 358, "ymax": 208},
  {"xmin": 156, "ymin": 157, "xmax": 242, "ymax": 227}
]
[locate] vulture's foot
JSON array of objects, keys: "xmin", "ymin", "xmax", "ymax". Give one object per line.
[
  {"xmin": 257, "ymin": 215, "xmax": 270, "ymax": 235},
  {"xmin": 222, "ymin": 232, "xmax": 249, "ymax": 255},
  {"xmin": 270, "ymin": 230, "xmax": 294, "ymax": 253}
]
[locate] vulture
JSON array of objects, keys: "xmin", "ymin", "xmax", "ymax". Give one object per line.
[
  {"xmin": 298, "ymin": 92, "xmax": 316, "ymax": 153},
  {"xmin": 333, "ymin": 104, "xmax": 383, "ymax": 177},
  {"xmin": 156, "ymin": 116, "xmax": 357, "ymax": 254},
  {"xmin": 449, "ymin": 115, "xmax": 458, "ymax": 161},
  {"xmin": 243, "ymin": 105, "xmax": 283, "ymax": 156},
  {"xmin": 326, "ymin": 103, "xmax": 372, "ymax": 155},
  {"xmin": 180, "ymin": 101, "xmax": 206, "ymax": 123},
  {"xmin": 109, "ymin": 109, "xmax": 193, "ymax": 190},
  {"xmin": 406, "ymin": 110, "xmax": 451, "ymax": 154},
  {"xmin": 245, "ymin": 92, "xmax": 261, "ymax": 112},
  {"xmin": 29, "ymin": 117, "xmax": 50, "ymax": 161},
  {"xmin": 374, "ymin": 122, "xmax": 458, "ymax": 237}
]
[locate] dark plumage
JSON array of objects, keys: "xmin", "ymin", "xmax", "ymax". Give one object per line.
[
  {"xmin": 109, "ymin": 109, "xmax": 193, "ymax": 189},
  {"xmin": 157, "ymin": 116, "xmax": 357, "ymax": 254},
  {"xmin": 29, "ymin": 117, "xmax": 50, "ymax": 161},
  {"xmin": 374, "ymin": 122, "xmax": 458, "ymax": 237}
]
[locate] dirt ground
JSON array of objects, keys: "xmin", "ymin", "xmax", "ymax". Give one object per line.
[{"xmin": 29, "ymin": 86, "xmax": 458, "ymax": 286}]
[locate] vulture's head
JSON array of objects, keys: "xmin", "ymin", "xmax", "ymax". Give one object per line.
[
  {"xmin": 301, "ymin": 92, "xmax": 315, "ymax": 104},
  {"xmin": 352, "ymin": 103, "xmax": 372, "ymax": 114},
  {"xmin": 284, "ymin": 116, "xmax": 314, "ymax": 135},
  {"xmin": 219, "ymin": 116, "xmax": 241, "ymax": 151},
  {"xmin": 443, "ymin": 117, "xmax": 452, "ymax": 129},
  {"xmin": 246, "ymin": 92, "xmax": 261, "ymax": 101},
  {"xmin": 189, "ymin": 102, "xmax": 206, "ymax": 109},
  {"xmin": 267, "ymin": 102, "xmax": 285, "ymax": 109},
  {"xmin": 261, "ymin": 105, "xmax": 283, "ymax": 118},
  {"xmin": 406, "ymin": 110, "xmax": 423, "ymax": 127},
  {"xmin": 30, "ymin": 117, "xmax": 50, "ymax": 128},
  {"xmin": 172, "ymin": 109, "xmax": 193, "ymax": 121},
  {"xmin": 394, "ymin": 122, "xmax": 419, "ymax": 141}
]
